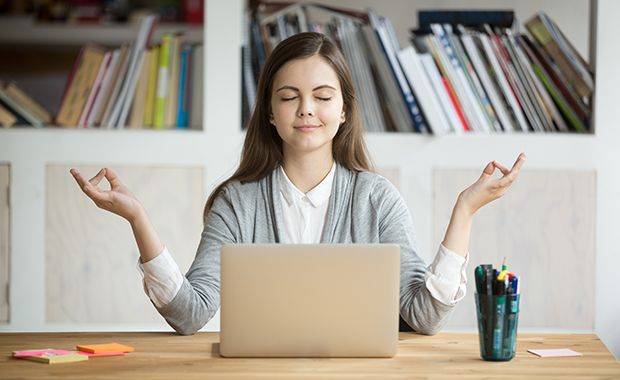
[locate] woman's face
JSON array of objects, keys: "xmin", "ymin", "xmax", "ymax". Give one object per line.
[{"xmin": 270, "ymin": 55, "xmax": 345, "ymax": 161}]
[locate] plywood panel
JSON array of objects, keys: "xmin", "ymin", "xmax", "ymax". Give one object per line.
[
  {"xmin": 0, "ymin": 165, "xmax": 9, "ymax": 322},
  {"xmin": 46, "ymin": 165, "xmax": 203, "ymax": 323},
  {"xmin": 433, "ymin": 169, "xmax": 595, "ymax": 330}
]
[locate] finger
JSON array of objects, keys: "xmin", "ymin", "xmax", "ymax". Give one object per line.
[
  {"xmin": 479, "ymin": 161, "xmax": 495, "ymax": 180},
  {"xmin": 103, "ymin": 168, "xmax": 124, "ymax": 189},
  {"xmin": 497, "ymin": 153, "xmax": 527, "ymax": 186},
  {"xmin": 88, "ymin": 168, "xmax": 106, "ymax": 187},
  {"xmin": 70, "ymin": 169, "xmax": 107, "ymax": 201},
  {"xmin": 493, "ymin": 160, "xmax": 511, "ymax": 176}
]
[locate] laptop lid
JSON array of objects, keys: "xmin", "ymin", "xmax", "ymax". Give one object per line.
[{"xmin": 219, "ymin": 244, "xmax": 400, "ymax": 358}]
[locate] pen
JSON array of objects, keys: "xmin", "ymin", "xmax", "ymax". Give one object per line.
[{"xmin": 475, "ymin": 266, "xmax": 484, "ymax": 294}]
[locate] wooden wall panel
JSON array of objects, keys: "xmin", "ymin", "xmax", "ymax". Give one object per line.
[
  {"xmin": 0, "ymin": 165, "xmax": 9, "ymax": 322},
  {"xmin": 433, "ymin": 169, "xmax": 596, "ymax": 330},
  {"xmin": 46, "ymin": 165, "xmax": 203, "ymax": 324}
]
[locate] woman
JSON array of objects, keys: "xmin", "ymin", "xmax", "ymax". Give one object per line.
[{"xmin": 71, "ymin": 32, "xmax": 526, "ymax": 335}]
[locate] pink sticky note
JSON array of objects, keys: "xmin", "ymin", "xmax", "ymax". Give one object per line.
[
  {"xmin": 527, "ymin": 348, "xmax": 583, "ymax": 357},
  {"xmin": 14, "ymin": 349, "xmax": 73, "ymax": 357}
]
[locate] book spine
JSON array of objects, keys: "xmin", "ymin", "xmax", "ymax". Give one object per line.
[
  {"xmin": 144, "ymin": 44, "xmax": 160, "ymax": 127},
  {"xmin": 176, "ymin": 46, "xmax": 190, "ymax": 128},
  {"xmin": 154, "ymin": 34, "xmax": 172, "ymax": 129}
]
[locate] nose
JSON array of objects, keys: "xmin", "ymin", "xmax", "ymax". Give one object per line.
[
  {"xmin": 299, "ymin": 109, "xmax": 313, "ymax": 117},
  {"xmin": 298, "ymin": 98, "xmax": 314, "ymax": 118}
]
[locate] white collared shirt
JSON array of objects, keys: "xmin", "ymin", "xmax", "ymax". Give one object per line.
[{"xmin": 279, "ymin": 164, "xmax": 335, "ymax": 244}]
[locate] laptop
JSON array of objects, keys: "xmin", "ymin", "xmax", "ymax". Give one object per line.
[{"xmin": 219, "ymin": 244, "xmax": 401, "ymax": 358}]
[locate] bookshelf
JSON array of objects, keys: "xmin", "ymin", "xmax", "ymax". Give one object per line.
[{"xmin": 1, "ymin": 0, "xmax": 620, "ymax": 361}]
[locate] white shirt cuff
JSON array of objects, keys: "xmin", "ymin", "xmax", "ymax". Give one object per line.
[
  {"xmin": 136, "ymin": 246, "xmax": 184, "ymax": 308},
  {"xmin": 424, "ymin": 243, "xmax": 469, "ymax": 306}
]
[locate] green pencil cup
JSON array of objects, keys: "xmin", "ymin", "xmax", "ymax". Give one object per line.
[{"xmin": 475, "ymin": 293, "xmax": 520, "ymax": 361}]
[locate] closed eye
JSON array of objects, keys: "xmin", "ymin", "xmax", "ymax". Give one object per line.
[{"xmin": 316, "ymin": 97, "xmax": 332, "ymax": 101}]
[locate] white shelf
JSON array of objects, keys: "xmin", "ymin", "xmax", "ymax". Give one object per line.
[{"xmin": 0, "ymin": 23, "xmax": 203, "ymax": 46}]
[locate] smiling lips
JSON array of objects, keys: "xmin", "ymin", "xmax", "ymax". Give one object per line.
[{"xmin": 295, "ymin": 124, "xmax": 321, "ymax": 132}]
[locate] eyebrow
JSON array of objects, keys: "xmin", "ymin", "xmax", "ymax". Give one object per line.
[{"xmin": 275, "ymin": 84, "xmax": 337, "ymax": 93}]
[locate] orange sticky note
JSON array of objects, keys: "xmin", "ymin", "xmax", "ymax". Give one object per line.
[{"xmin": 76, "ymin": 343, "xmax": 134, "ymax": 354}]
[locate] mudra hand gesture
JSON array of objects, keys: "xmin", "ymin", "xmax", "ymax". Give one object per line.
[
  {"xmin": 442, "ymin": 152, "xmax": 526, "ymax": 257},
  {"xmin": 70, "ymin": 168, "xmax": 143, "ymax": 223},
  {"xmin": 459, "ymin": 152, "xmax": 527, "ymax": 216}
]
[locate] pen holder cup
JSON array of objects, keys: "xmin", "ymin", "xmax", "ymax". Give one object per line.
[{"xmin": 475, "ymin": 293, "xmax": 520, "ymax": 361}]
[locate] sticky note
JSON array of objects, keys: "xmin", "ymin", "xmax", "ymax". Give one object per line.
[
  {"xmin": 12, "ymin": 350, "xmax": 88, "ymax": 364},
  {"xmin": 76, "ymin": 343, "xmax": 134, "ymax": 354},
  {"xmin": 76, "ymin": 351, "xmax": 126, "ymax": 357},
  {"xmin": 527, "ymin": 348, "xmax": 583, "ymax": 357}
]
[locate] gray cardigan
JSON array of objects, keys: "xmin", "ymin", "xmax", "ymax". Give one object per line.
[{"xmin": 156, "ymin": 162, "xmax": 454, "ymax": 335}]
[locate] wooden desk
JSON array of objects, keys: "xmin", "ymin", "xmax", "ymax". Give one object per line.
[{"xmin": 1, "ymin": 332, "xmax": 619, "ymax": 379}]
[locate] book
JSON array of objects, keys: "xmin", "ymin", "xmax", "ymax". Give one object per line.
[
  {"xmin": 165, "ymin": 33, "xmax": 184, "ymax": 128},
  {"xmin": 189, "ymin": 43, "xmax": 203, "ymax": 130},
  {"xmin": 477, "ymin": 31, "xmax": 527, "ymax": 132},
  {"xmin": 96, "ymin": 44, "xmax": 131, "ymax": 127},
  {"xmin": 425, "ymin": 32, "xmax": 477, "ymax": 132},
  {"xmin": 520, "ymin": 34, "xmax": 589, "ymax": 123},
  {"xmin": 430, "ymin": 23, "xmax": 491, "ymax": 133},
  {"xmin": 398, "ymin": 46, "xmax": 451, "ymax": 135},
  {"xmin": 153, "ymin": 33, "xmax": 172, "ymax": 129},
  {"xmin": 443, "ymin": 24, "xmax": 500, "ymax": 132},
  {"xmin": 338, "ymin": 17, "xmax": 387, "ymax": 132},
  {"xmin": 418, "ymin": 10, "xmax": 515, "ymax": 28},
  {"xmin": 418, "ymin": 53, "xmax": 463, "ymax": 133},
  {"xmin": 459, "ymin": 28, "xmax": 517, "ymax": 133},
  {"xmin": 56, "ymin": 43, "xmax": 107, "ymax": 127},
  {"xmin": 368, "ymin": 8, "xmax": 426, "ymax": 132},
  {"xmin": 501, "ymin": 29, "xmax": 552, "ymax": 132},
  {"xmin": 0, "ymin": 83, "xmax": 45, "ymax": 127},
  {"xmin": 87, "ymin": 48, "xmax": 120, "ymax": 127},
  {"xmin": 0, "ymin": 103, "xmax": 17, "ymax": 128},
  {"xmin": 109, "ymin": 14, "xmax": 159, "ymax": 128},
  {"xmin": 519, "ymin": 35, "xmax": 585, "ymax": 132},
  {"xmin": 143, "ymin": 44, "xmax": 160, "ymax": 127},
  {"xmin": 361, "ymin": 23, "xmax": 413, "ymax": 133},
  {"xmin": 128, "ymin": 49, "xmax": 153, "ymax": 128},
  {"xmin": 4, "ymin": 82, "xmax": 54, "ymax": 125},
  {"xmin": 525, "ymin": 12, "xmax": 593, "ymax": 101},
  {"xmin": 77, "ymin": 50, "xmax": 113, "ymax": 128},
  {"xmin": 515, "ymin": 35, "xmax": 568, "ymax": 132},
  {"xmin": 175, "ymin": 44, "xmax": 192, "ymax": 128}
]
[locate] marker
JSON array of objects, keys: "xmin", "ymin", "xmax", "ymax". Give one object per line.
[{"xmin": 475, "ymin": 266, "xmax": 484, "ymax": 294}]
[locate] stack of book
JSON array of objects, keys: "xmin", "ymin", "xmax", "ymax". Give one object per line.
[
  {"xmin": 55, "ymin": 14, "xmax": 204, "ymax": 130},
  {"xmin": 244, "ymin": 4, "xmax": 593, "ymax": 134}
]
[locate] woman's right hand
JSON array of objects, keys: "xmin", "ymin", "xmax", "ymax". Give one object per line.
[{"xmin": 70, "ymin": 168, "xmax": 144, "ymax": 223}]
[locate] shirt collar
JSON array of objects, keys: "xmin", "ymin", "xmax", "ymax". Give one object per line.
[{"xmin": 280, "ymin": 162, "xmax": 335, "ymax": 208}]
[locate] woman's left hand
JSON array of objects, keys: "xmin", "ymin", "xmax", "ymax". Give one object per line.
[{"xmin": 457, "ymin": 152, "xmax": 526, "ymax": 217}]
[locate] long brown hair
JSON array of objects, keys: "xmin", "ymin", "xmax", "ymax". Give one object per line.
[{"xmin": 203, "ymin": 32, "xmax": 373, "ymax": 221}]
